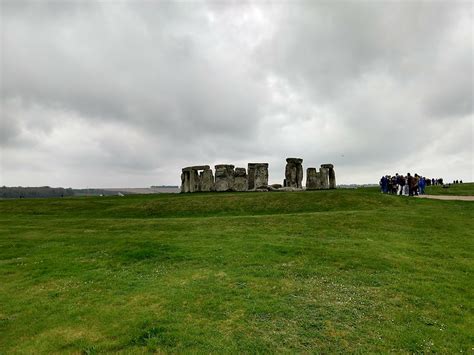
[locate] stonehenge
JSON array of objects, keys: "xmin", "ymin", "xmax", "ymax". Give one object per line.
[{"xmin": 180, "ymin": 158, "xmax": 336, "ymax": 193}]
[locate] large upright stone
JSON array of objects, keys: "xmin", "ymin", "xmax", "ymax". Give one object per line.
[
  {"xmin": 254, "ymin": 164, "xmax": 269, "ymax": 189},
  {"xmin": 180, "ymin": 172, "xmax": 187, "ymax": 193},
  {"xmin": 247, "ymin": 163, "xmax": 257, "ymax": 190},
  {"xmin": 214, "ymin": 164, "xmax": 235, "ymax": 192},
  {"xmin": 306, "ymin": 168, "xmax": 322, "ymax": 190},
  {"xmin": 320, "ymin": 164, "xmax": 336, "ymax": 189},
  {"xmin": 200, "ymin": 168, "xmax": 215, "ymax": 192},
  {"xmin": 328, "ymin": 168, "xmax": 336, "ymax": 189},
  {"xmin": 319, "ymin": 166, "xmax": 330, "ymax": 189},
  {"xmin": 248, "ymin": 163, "xmax": 269, "ymax": 190},
  {"xmin": 233, "ymin": 167, "xmax": 248, "ymax": 192},
  {"xmin": 284, "ymin": 158, "xmax": 303, "ymax": 188}
]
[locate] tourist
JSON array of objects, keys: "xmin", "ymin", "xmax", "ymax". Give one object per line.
[
  {"xmin": 397, "ymin": 174, "xmax": 406, "ymax": 195},
  {"xmin": 419, "ymin": 176, "xmax": 426, "ymax": 195},
  {"xmin": 380, "ymin": 176, "xmax": 387, "ymax": 193},
  {"xmin": 407, "ymin": 173, "xmax": 414, "ymax": 196},
  {"xmin": 391, "ymin": 175, "xmax": 398, "ymax": 194}
]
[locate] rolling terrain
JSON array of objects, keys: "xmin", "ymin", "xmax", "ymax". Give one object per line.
[{"xmin": 1, "ymin": 185, "xmax": 473, "ymax": 352}]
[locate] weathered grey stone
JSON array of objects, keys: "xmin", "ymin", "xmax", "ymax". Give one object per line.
[
  {"xmin": 284, "ymin": 157, "xmax": 303, "ymax": 188},
  {"xmin": 328, "ymin": 167, "xmax": 336, "ymax": 189},
  {"xmin": 286, "ymin": 158, "xmax": 303, "ymax": 164},
  {"xmin": 200, "ymin": 168, "xmax": 215, "ymax": 192},
  {"xmin": 247, "ymin": 163, "xmax": 256, "ymax": 190},
  {"xmin": 247, "ymin": 163, "xmax": 268, "ymax": 190},
  {"xmin": 267, "ymin": 185, "xmax": 280, "ymax": 191},
  {"xmin": 180, "ymin": 172, "xmax": 186, "ymax": 193},
  {"xmin": 320, "ymin": 166, "xmax": 330, "ymax": 189},
  {"xmin": 215, "ymin": 164, "xmax": 235, "ymax": 192},
  {"xmin": 233, "ymin": 167, "xmax": 248, "ymax": 192},
  {"xmin": 306, "ymin": 165, "xmax": 335, "ymax": 190},
  {"xmin": 189, "ymin": 169, "xmax": 200, "ymax": 192},
  {"xmin": 181, "ymin": 165, "xmax": 212, "ymax": 193},
  {"xmin": 182, "ymin": 165, "xmax": 210, "ymax": 172},
  {"xmin": 181, "ymin": 170, "xmax": 192, "ymax": 193},
  {"xmin": 278, "ymin": 186, "xmax": 301, "ymax": 192},
  {"xmin": 321, "ymin": 164, "xmax": 333, "ymax": 169},
  {"xmin": 306, "ymin": 168, "xmax": 319, "ymax": 190},
  {"xmin": 254, "ymin": 163, "xmax": 269, "ymax": 189},
  {"xmin": 270, "ymin": 183, "xmax": 282, "ymax": 189}
]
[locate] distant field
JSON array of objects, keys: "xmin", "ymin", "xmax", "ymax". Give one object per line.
[{"xmin": 1, "ymin": 187, "xmax": 473, "ymax": 352}]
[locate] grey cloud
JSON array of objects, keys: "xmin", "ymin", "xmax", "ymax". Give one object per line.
[{"xmin": 0, "ymin": 1, "xmax": 472, "ymax": 187}]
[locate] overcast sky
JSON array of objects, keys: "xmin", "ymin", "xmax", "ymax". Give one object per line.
[{"xmin": 1, "ymin": 1, "xmax": 472, "ymax": 187}]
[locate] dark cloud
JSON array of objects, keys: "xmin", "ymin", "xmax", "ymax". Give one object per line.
[{"xmin": 1, "ymin": 1, "xmax": 472, "ymax": 187}]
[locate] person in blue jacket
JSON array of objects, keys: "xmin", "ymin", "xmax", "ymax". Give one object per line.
[{"xmin": 419, "ymin": 176, "xmax": 426, "ymax": 195}]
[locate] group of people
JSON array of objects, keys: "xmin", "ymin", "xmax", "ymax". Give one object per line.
[{"xmin": 379, "ymin": 173, "xmax": 437, "ymax": 196}]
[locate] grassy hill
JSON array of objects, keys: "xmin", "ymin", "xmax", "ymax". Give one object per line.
[{"xmin": 1, "ymin": 187, "xmax": 473, "ymax": 352}]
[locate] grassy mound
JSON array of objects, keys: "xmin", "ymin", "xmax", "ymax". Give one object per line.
[{"xmin": 1, "ymin": 187, "xmax": 473, "ymax": 352}]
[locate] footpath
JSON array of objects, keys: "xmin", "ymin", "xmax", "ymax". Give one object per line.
[{"xmin": 416, "ymin": 195, "xmax": 474, "ymax": 201}]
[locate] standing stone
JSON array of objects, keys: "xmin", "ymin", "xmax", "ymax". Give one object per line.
[
  {"xmin": 215, "ymin": 164, "xmax": 235, "ymax": 192},
  {"xmin": 329, "ymin": 169, "xmax": 336, "ymax": 189},
  {"xmin": 284, "ymin": 158, "xmax": 303, "ymax": 188},
  {"xmin": 320, "ymin": 164, "xmax": 336, "ymax": 189},
  {"xmin": 306, "ymin": 168, "xmax": 319, "ymax": 190},
  {"xmin": 254, "ymin": 163, "xmax": 269, "ymax": 189},
  {"xmin": 248, "ymin": 163, "xmax": 269, "ymax": 190},
  {"xmin": 248, "ymin": 163, "xmax": 256, "ymax": 190},
  {"xmin": 319, "ymin": 165, "xmax": 330, "ymax": 189},
  {"xmin": 200, "ymin": 168, "xmax": 215, "ymax": 192},
  {"xmin": 180, "ymin": 172, "xmax": 186, "ymax": 193},
  {"xmin": 233, "ymin": 167, "xmax": 248, "ymax": 192},
  {"xmin": 321, "ymin": 164, "xmax": 336, "ymax": 189},
  {"xmin": 181, "ymin": 169, "xmax": 191, "ymax": 193}
]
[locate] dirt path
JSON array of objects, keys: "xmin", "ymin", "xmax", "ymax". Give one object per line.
[{"xmin": 416, "ymin": 195, "xmax": 474, "ymax": 201}]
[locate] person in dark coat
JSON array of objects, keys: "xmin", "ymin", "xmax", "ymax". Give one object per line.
[
  {"xmin": 407, "ymin": 173, "xmax": 414, "ymax": 196},
  {"xmin": 398, "ymin": 175, "xmax": 406, "ymax": 195}
]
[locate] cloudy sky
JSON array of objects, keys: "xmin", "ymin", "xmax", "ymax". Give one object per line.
[{"xmin": 1, "ymin": 1, "xmax": 472, "ymax": 187}]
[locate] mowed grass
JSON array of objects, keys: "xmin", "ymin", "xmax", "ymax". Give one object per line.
[
  {"xmin": 0, "ymin": 186, "xmax": 473, "ymax": 353},
  {"xmin": 426, "ymin": 182, "xmax": 474, "ymax": 196}
]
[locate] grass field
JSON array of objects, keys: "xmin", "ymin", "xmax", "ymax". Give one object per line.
[
  {"xmin": 426, "ymin": 182, "xmax": 474, "ymax": 196},
  {"xmin": 1, "ymin": 185, "xmax": 473, "ymax": 353}
]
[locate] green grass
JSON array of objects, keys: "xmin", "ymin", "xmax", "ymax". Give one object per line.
[
  {"xmin": 426, "ymin": 182, "xmax": 474, "ymax": 196},
  {"xmin": 1, "ymin": 187, "xmax": 473, "ymax": 353}
]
